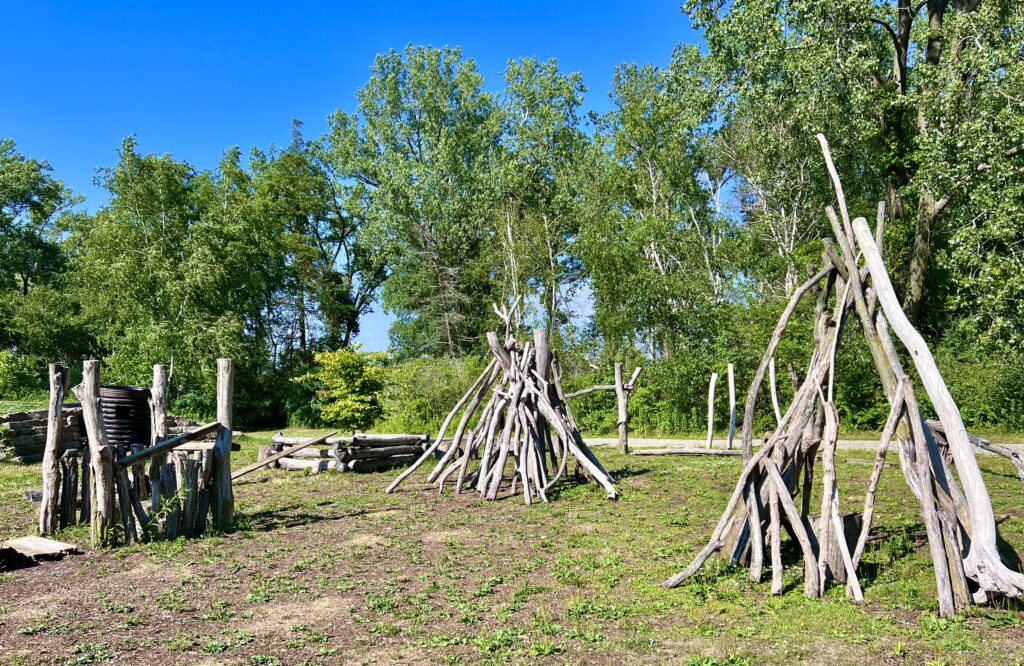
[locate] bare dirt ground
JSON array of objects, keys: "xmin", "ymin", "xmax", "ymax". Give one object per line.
[{"xmin": 1, "ymin": 430, "xmax": 1023, "ymax": 665}]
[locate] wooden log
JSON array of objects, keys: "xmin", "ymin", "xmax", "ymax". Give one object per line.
[
  {"xmin": 286, "ymin": 447, "xmax": 337, "ymax": 459},
  {"xmin": 705, "ymin": 372, "xmax": 719, "ymax": 449},
  {"xmin": 769, "ymin": 357, "xmax": 783, "ymax": 426},
  {"xmin": 347, "ymin": 455, "xmax": 417, "ymax": 473},
  {"xmin": 59, "ymin": 451, "xmax": 79, "ymax": 529},
  {"xmin": 211, "ymin": 358, "xmax": 235, "ymax": 530},
  {"xmin": 39, "ymin": 363, "xmax": 70, "ymax": 535},
  {"xmin": 148, "ymin": 364, "xmax": 168, "ymax": 483},
  {"xmin": 232, "ymin": 431, "xmax": 337, "ymax": 480},
  {"xmin": 338, "ymin": 445, "xmax": 424, "ymax": 462},
  {"xmin": 852, "ymin": 215, "xmax": 1024, "ymax": 598},
  {"xmin": 351, "ymin": 434, "xmax": 427, "ymax": 447},
  {"xmin": 73, "ymin": 360, "xmax": 116, "ymax": 547},
  {"xmin": 270, "ymin": 433, "xmax": 427, "ymax": 447},
  {"xmin": 114, "ymin": 466, "xmax": 137, "ymax": 543},
  {"xmin": 158, "ymin": 463, "xmax": 179, "ymax": 539},
  {"xmin": 276, "ymin": 457, "xmax": 338, "ymax": 473},
  {"xmin": 114, "ymin": 422, "xmax": 220, "ymax": 468},
  {"xmin": 725, "ymin": 363, "xmax": 736, "ymax": 451},
  {"xmin": 615, "ymin": 362, "xmax": 629, "ymax": 454}
]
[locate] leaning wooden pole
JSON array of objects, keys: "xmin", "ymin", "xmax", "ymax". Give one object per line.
[
  {"xmin": 73, "ymin": 360, "xmax": 116, "ymax": 547},
  {"xmin": 211, "ymin": 358, "xmax": 235, "ymax": 530},
  {"xmin": 39, "ymin": 363, "xmax": 69, "ymax": 535}
]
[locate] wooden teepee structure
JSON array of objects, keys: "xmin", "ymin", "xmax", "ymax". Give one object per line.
[
  {"xmin": 386, "ymin": 306, "xmax": 617, "ymax": 502},
  {"xmin": 662, "ymin": 135, "xmax": 1024, "ymax": 617}
]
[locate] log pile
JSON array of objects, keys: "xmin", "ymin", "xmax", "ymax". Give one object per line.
[
  {"xmin": 662, "ymin": 135, "xmax": 1024, "ymax": 617},
  {"xmin": 262, "ymin": 433, "xmax": 429, "ymax": 474},
  {"xmin": 387, "ymin": 321, "xmax": 617, "ymax": 502}
]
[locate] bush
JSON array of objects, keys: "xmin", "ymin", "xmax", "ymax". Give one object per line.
[
  {"xmin": 376, "ymin": 355, "xmax": 488, "ymax": 434},
  {"xmin": 292, "ymin": 346, "xmax": 388, "ymax": 432}
]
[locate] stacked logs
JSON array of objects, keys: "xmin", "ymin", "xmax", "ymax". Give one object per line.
[
  {"xmin": 387, "ymin": 321, "xmax": 617, "ymax": 502},
  {"xmin": 262, "ymin": 433, "xmax": 429, "ymax": 474},
  {"xmin": 661, "ymin": 135, "xmax": 1024, "ymax": 617}
]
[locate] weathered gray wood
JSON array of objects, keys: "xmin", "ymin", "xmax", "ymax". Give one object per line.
[
  {"xmin": 148, "ymin": 364, "xmax": 168, "ymax": 482},
  {"xmin": 3, "ymin": 536, "xmax": 79, "ymax": 560},
  {"xmin": 338, "ymin": 444, "xmax": 424, "ymax": 462},
  {"xmin": 232, "ymin": 431, "xmax": 337, "ymax": 480},
  {"xmin": 59, "ymin": 451, "xmax": 79, "ymax": 529},
  {"xmin": 211, "ymin": 358, "xmax": 235, "ymax": 530},
  {"xmin": 73, "ymin": 360, "xmax": 116, "ymax": 547},
  {"xmin": 114, "ymin": 422, "xmax": 219, "ymax": 468},
  {"xmin": 852, "ymin": 215, "xmax": 1024, "ymax": 598},
  {"xmin": 39, "ymin": 363, "xmax": 69, "ymax": 535},
  {"xmin": 705, "ymin": 372, "xmax": 718, "ymax": 449},
  {"xmin": 615, "ymin": 363, "xmax": 628, "ymax": 454}
]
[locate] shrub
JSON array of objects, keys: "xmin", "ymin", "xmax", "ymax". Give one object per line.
[{"xmin": 292, "ymin": 346, "xmax": 388, "ymax": 432}]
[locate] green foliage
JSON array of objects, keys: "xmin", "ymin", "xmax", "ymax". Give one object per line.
[
  {"xmin": 376, "ymin": 355, "xmax": 487, "ymax": 434},
  {"xmin": 293, "ymin": 346, "xmax": 387, "ymax": 431}
]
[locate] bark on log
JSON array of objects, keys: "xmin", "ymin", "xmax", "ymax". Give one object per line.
[
  {"xmin": 148, "ymin": 364, "xmax": 168, "ymax": 483},
  {"xmin": 852, "ymin": 216, "xmax": 1024, "ymax": 598},
  {"xmin": 73, "ymin": 360, "xmax": 116, "ymax": 547},
  {"xmin": 39, "ymin": 364, "xmax": 69, "ymax": 535},
  {"xmin": 212, "ymin": 358, "xmax": 235, "ymax": 530},
  {"xmin": 705, "ymin": 372, "xmax": 719, "ymax": 449}
]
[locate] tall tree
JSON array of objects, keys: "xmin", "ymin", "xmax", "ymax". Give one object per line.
[
  {"xmin": 327, "ymin": 45, "xmax": 502, "ymax": 357},
  {"xmin": 495, "ymin": 58, "xmax": 589, "ymax": 334}
]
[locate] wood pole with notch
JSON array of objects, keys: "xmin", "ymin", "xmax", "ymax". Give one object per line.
[{"xmin": 73, "ymin": 360, "xmax": 116, "ymax": 547}]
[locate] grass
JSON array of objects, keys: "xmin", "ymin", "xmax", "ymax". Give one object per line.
[{"xmin": 0, "ymin": 429, "xmax": 1022, "ymax": 664}]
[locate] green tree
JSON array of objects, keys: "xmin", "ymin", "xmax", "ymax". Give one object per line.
[{"xmin": 326, "ymin": 45, "xmax": 502, "ymax": 357}]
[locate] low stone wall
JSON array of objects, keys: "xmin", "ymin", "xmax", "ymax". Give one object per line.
[
  {"xmin": 0, "ymin": 411, "xmax": 208, "ymax": 464},
  {"xmin": 0, "ymin": 409, "xmax": 85, "ymax": 463}
]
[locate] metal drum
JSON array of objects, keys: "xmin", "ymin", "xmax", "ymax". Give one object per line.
[{"xmin": 99, "ymin": 386, "xmax": 152, "ymax": 453}]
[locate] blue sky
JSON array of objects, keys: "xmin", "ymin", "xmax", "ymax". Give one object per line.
[{"xmin": 1, "ymin": 1, "xmax": 700, "ymax": 350}]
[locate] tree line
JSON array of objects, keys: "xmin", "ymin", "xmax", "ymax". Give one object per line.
[{"xmin": 2, "ymin": 1, "xmax": 1022, "ymax": 432}]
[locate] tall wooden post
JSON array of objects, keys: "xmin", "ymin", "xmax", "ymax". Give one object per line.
[
  {"xmin": 148, "ymin": 364, "xmax": 168, "ymax": 479},
  {"xmin": 615, "ymin": 362, "xmax": 629, "ymax": 454},
  {"xmin": 725, "ymin": 363, "xmax": 737, "ymax": 450},
  {"xmin": 212, "ymin": 358, "xmax": 235, "ymax": 530},
  {"xmin": 39, "ymin": 363, "xmax": 69, "ymax": 534},
  {"xmin": 705, "ymin": 372, "xmax": 719, "ymax": 449},
  {"xmin": 533, "ymin": 329, "xmax": 553, "ymax": 471},
  {"xmin": 73, "ymin": 360, "xmax": 115, "ymax": 547}
]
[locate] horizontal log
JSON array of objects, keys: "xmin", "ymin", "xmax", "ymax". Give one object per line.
[
  {"xmin": 276, "ymin": 457, "xmax": 341, "ymax": 473},
  {"xmin": 114, "ymin": 421, "xmax": 221, "ymax": 468},
  {"xmin": 347, "ymin": 455, "xmax": 418, "ymax": 473},
  {"xmin": 282, "ymin": 447, "xmax": 335, "ymax": 459},
  {"xmin": 351, "ymin": 434, "xmax": 428, "ymax": 447},
  {"xmin": 174, "ymin": 441, "xmax": 241, "ymax": 452},
  {"xmin": 270, "ymin": 433, "xmax": 428, "ymax": 448},
  {"xmin": 630, "ymin": 448, "xmax": 744, "ymax": 457},
  {"xmin": 338, "ymin": 444, "xmax": 424, "ymax": 462}
]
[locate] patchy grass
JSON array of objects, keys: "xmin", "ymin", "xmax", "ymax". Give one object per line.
[{"xmin": 0, "ymin": 430, "xmax": 1022, "ymax": 664}]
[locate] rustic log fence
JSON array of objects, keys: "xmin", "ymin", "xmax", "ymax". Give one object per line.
[
  {"xmin": 37, "ymin": 358, "xmax": 236, "ymax": 547},
  {"xmin": 564, "ymin": 363, "xmax": 642, "ymax": 454}
]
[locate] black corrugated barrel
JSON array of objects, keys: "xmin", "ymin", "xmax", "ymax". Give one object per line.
[{"xmin": 100, "ymin": 386, "xmax": 151, "ymax": 453}]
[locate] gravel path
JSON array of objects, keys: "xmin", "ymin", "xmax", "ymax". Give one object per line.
[{"xmin": 588, "ymin": 436, "xmax": 1024, "ymax": 453}]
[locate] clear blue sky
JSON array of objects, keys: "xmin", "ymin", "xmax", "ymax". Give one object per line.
[{"xmin": 1, "ymin": 1, "xmax": 700, "ymax": 351}]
